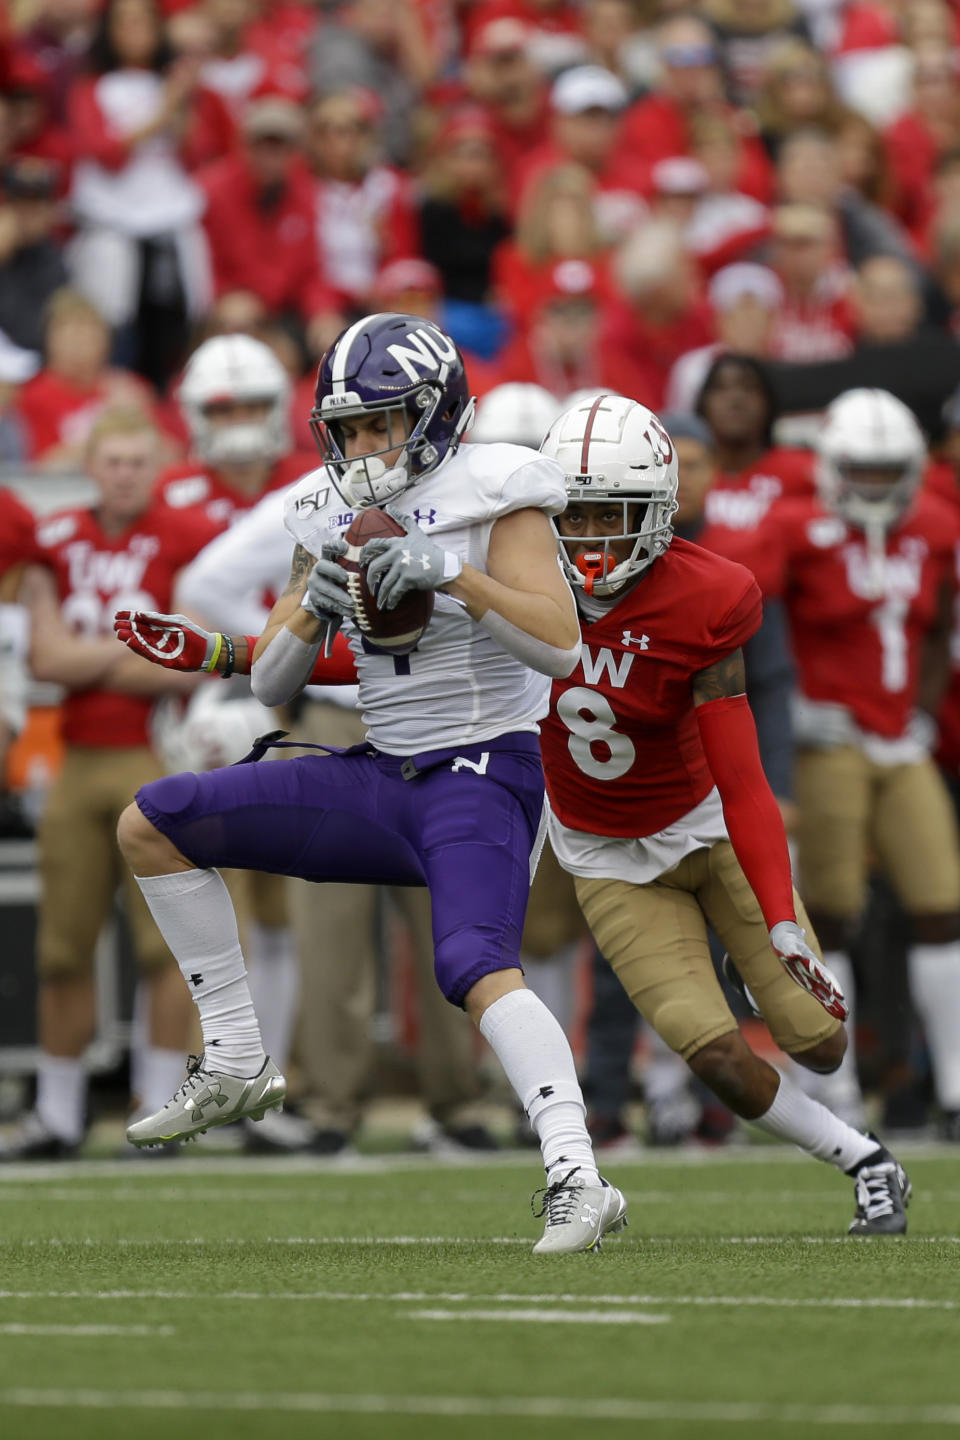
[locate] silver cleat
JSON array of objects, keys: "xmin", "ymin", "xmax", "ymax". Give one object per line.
[
  {"xmin": 126, "ymin": 1054, "xmax": 286, "ymax": 1148},
  {"xmin": 531, "ymin": 1167, "xmax": 628, "ymax": 1255}
]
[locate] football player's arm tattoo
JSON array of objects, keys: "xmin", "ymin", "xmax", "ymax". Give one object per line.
[
  {"xmin": 282, "ymin": 544, "xmax": 316, "ymax": 597},
  {"xmin": 253, "ymin": 545, "xmax": 321, "ymax": 664},
  {"xmin": 691, "ymin": 647, "xmax": 747, "ymax": 707}
]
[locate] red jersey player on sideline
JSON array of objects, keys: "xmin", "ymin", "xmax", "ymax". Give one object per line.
[
  {"xmin": 765, "ymin": 388, "xmax": 960, "ymax": 1140},
  {"xmin": 693, "ymin": 353, "xmax": 815, "ymax": 597},
  {"xmin": 0, "ymin": 408, "xmax": 220, "ymax": 1161},
  {"xmin": 156, "ymin": 334, "xmax": 317, "ymax": 532}
]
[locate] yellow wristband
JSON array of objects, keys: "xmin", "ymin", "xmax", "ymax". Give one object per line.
[{"xmin": 203, "ymin": 633, "xmax": 224, "ymax": 674}]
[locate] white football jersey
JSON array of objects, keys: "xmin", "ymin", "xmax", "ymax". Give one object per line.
[{"xmin": 283, "ymin": 444, "xmax": 568, "ymax": 753}]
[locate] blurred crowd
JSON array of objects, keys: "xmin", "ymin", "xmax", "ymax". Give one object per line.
[
  {"xmin": 4, "ymin": 0, "xmax": 960, "ymax": 1157},
  {"xmin": 5, "ymin": 0, "xmax": 960, "ymax": 462}
]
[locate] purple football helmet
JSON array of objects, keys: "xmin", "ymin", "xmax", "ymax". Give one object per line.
[{"xmin": 310, "ymin": 312, "xmax": 475, "ymax": 508}]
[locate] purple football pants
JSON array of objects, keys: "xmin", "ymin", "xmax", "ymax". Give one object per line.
[{"xmin": 135, "ymin": 733, "xmax": 545, "ymax": 1006}]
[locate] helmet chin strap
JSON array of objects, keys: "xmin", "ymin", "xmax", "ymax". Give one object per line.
[{"xmin": 575, "ymin": 551, "xmax": 617, "ymax": 597}]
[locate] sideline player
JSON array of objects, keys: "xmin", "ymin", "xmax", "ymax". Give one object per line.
[
  {"xmin": 114, "ymin": 312, "xmax": 626, "ymax": 1254},
  {"xmin": 1, "ymin": 410, "xmax": 218, "ymax": 1159},
  {"xmin": 537, "ymin": 393, "xmax": 911, "ymax": 1235},
  {"xmin": 770, "ymin": 389, "xmax": 960, "ymax": 1136}
]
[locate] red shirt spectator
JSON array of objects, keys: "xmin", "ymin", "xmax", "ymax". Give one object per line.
[
  {"xmin": 767, "ymin": 204, "xmax": 855, "ymax": 362},
  {"xmin": 512, "ymin": 64, "xmax": 649, "ymax": 229},
  {"xmin": 199, "ymin": 95, "xmax": 339, "ymax": 325},
  {"xmin": 489, "ymin": 257, "xmax": 657, "ymax": 400},
  {"xmin": 456, "ymin": 17, "xmax": 552, "ymax": 196},
  {"xmin": 620, "ymin": 13, "xmax": 773, "ymax": 203},
  {"xmin": 599, "ymin": 218, "xmax": 714, "ymax": 410},
  {"xmin": 15, "ymin": 289, "xmax": 167, "ymax": 467},
  {"xmin": 306, "ymin": 88, "xmax": 420, "ymax": 312}
]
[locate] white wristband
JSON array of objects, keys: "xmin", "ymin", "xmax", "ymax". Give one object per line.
[
  {"xmin": 479, "ymin": 610, "xmax": 581, "ymax": 678},
  {"xmin": 251, "ymin": 626, "xmax": 321, "ymax": 707}
]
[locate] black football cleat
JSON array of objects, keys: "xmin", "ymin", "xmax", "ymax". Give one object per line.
[
  {"xmin": 847, "ymin": 1135, "xmax": 911, "ymax": 1235},
  {"xmin": 0, "ymin": 1111, "xmax": 81, "ymax": 1161}
]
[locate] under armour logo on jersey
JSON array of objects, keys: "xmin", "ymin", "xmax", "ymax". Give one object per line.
[
  {"xmin": 190, "ymin": 973, "xmax": 203, "ymax": 987},
  {"xmin": 621, "ymin": 631, "xmax": 649, "ymax": 650},
  {"xmin": 413, "ymin": 508, "xmax": 437, "ymax": 525}
]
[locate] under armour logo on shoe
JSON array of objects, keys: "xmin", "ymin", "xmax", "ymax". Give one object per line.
[
  {"xmin": 581, "ymin": 1204, "xmax": 600, "ymax": 1224},
  {"xmin": 190, "ymin": 973, "xmax": 203, "ymax": 986},
  {"xmin": 188, "ymin": 1085, "xmax": 229, "ymax": 1114}
]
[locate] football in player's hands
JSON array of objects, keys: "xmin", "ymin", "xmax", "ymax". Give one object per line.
[{"xmin": 337, "ymin": 509, "xmax": 433, "ymax": 656}]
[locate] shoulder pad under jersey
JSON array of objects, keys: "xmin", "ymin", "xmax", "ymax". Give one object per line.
[
  {"xmin": 282, "ymin": 467, "xmax": 348, "ymax": 556},
  {"xmin": 417, "ymin": 443, "xmax": 567, "ymax": 526}
]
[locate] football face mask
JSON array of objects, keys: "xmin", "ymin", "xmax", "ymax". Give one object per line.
[{"xmin": 541, "ymin": 393, "xmax": 679, "ymax": 597}]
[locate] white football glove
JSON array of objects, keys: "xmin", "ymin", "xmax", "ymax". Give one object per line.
[{"xmin": 769, "ymin": 921, "xmax": 848, "ymax": 1022}]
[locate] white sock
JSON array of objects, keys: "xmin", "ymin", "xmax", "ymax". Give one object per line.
[
  {"xmin": 908, "ymin": 940, "xmax": 960, "ymax": 1109},
  {"xmin": 520, "ymin": 944, "xmax": 578, "ymax": 1032},
  {"xmin": 479, "ymin": 987, "xmax": 599, "ymax": 1184},
  {"xmin": 245, "ymin": 922, "xmax": 300, "ymax": 1069},
  {"xmin": 753, "ymin": 1070, "xmax": 877, "ymax": 1171},
  {"xmin": 135, "ymin": 869, "xmax": 266, "ymax": 1080},
  {"xmin": 807, "ymin": 951, "xmax": 864, "ymax": 1126},
  {"xmin": 136, "ymin": 1046, "xmax": 187, "ymax": 1114},
  {"xmin": 36, "ymin": 1055, "xmax": 86, "ymax": 1143}
]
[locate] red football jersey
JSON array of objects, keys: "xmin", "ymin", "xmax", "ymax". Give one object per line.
[
  {"xmin": 541, "ymin": 538, "xmax": 762, "ymax": 838},
  {"xmin": 155, "ymin": 452, "xmax": 316, "ymax": 532},
  {"xmin": 35, "ymin": 500, "xmax": 219, "ymax": 747},
  {"xmin": 697, "ymin": 447, "xmax": 815, "ymax": 596},
  {"xmin": 771, "ymin": 492, "xmax": 960, "ymax": 738},
  {"xmin": 0, "ymin": 488, "xmax": 38, "ymax": 577}
]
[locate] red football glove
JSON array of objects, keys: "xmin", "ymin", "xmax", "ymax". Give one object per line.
[
  {"xmin": 114, "ymin": 610, "xmax": 221, "ymax": 672},
  {"xmin": 769, "ymin": 921, "xmax": 848, "ymax": 1022}
]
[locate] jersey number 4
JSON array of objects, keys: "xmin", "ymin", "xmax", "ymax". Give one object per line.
[{"xmin": 556, "ymin": 686, "xmax": 635, "ymax": 780}]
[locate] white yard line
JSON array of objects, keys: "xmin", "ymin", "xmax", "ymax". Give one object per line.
[
  {"xmin": 0, "ymin": 1324, "xmax": 173, "ymax": 1337},
  {"xmin": 408, "ymin": 1308, "xmax": 670, "ymax": 1325},
  {"xmin": 1, "ymin": 1389, "xmax": 960, "ymax": 1425},
  {"xmin": 0, "ymin": 1288, "xmax": 956, "ymax": 1311}
]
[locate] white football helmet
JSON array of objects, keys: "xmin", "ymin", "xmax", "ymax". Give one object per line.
[
  {"xmin": 179, "ymin": 334, "xmax": 291, "ymax": 468},
  {"xmin": 817, "ymin": 388, "xmax": 926, "ymax": 532},
  {"xmin": 540, "ymin": 393, "xmax": 679, "ymax": 596},
  {"xmin": 470, "ymin": 384, "xmax": 563, "ymax": 448}
]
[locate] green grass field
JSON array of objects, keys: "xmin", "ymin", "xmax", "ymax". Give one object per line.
[{"xmin": 0, "ymin": 1143, "xmax": 958, "ymax": 1440}]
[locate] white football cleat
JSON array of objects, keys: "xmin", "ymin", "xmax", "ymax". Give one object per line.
[
  {"xmin": 126, "ymin": 1054, "xmax": 286, "ymax": 1148},
  {"xmin": 531, "ymin": 1166, "xmax": 628, "ymax": 1255}
]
